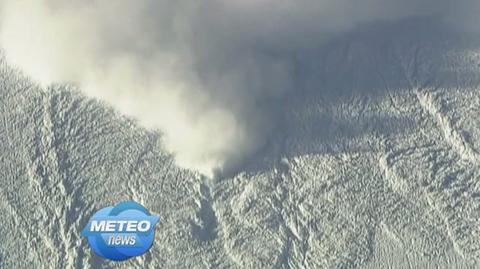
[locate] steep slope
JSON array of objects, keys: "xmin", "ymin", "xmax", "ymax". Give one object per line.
[
  {"xmin": 0, "ymin": 67, "xmax": 237, "ymax": 268},
  {"xmin": 212, "ymin": 19, "xmax": 480, "ymax": 268},
  {"xmin": 1, "ymin": 18, "xmax": 480, "ymax": 268}
]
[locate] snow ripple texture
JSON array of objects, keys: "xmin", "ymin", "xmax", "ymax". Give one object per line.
[{"xmin": 1, "ymin": 18, "xmax": 480, "ymax": 268}]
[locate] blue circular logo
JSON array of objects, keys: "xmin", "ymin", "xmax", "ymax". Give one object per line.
[{"xmin": 82, "ymin": 201, "xmax": 160, "ymax": 261}]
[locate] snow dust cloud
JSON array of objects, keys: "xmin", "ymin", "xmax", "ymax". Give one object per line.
[{"xmin": 0, "ymin": 0, "xmax": 477, "ymax": 176}]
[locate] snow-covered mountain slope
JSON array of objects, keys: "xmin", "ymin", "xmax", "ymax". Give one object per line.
[{"xmin": 1, "ymin": 18, "xmax": 480, "ymax": 268}]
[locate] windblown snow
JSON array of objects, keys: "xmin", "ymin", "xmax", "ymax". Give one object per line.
[{"xmin": 1, "ymin": 15, "xmax": 480, "ymax": 269}]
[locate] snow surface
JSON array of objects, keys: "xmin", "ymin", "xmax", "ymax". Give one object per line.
[{"xmin": 1, "ymin": 18, "xmax": 480, "ymax": 268}]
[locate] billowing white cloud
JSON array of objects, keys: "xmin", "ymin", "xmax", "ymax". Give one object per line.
[{"xmin": 0, "ymin": 0, "xmax": 477, "ymax": 177}]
